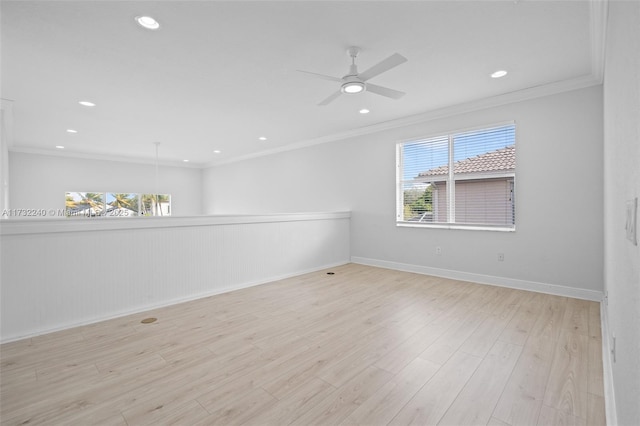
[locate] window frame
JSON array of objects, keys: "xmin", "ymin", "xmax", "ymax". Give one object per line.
[{"xmin": 396, "ymin": 121, "xmax": 516, "ymax": 232}]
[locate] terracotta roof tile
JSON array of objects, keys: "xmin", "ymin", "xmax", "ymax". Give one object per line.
[{"xmin": 417, "ymin": 145, "xmax": 515, "ymax": 178}]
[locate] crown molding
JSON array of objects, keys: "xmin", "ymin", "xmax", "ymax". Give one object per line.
[
  {"xmin": 11, "ymin": 72, "xmax": 602, "ymax": 171},
  {"xmin": 590, "ymin": 0, "xmax": 609, "ymax": 83},
  {"xmin": 8, "ymin": 145, "xmax": 203, "ymax": 169},
  {"xmin": 207, "ymin": 73, "xmax": 602, "ymax": 168}
]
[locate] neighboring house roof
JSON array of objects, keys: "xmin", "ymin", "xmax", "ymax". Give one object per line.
[{"xmin": 417, "ymin": 144, "xmax": 515, "ymax": 178}]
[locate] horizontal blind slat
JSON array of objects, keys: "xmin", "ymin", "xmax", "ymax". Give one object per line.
[{"xmin": 398, "ymin": 124, "xmax": 515, "ymax": 228}]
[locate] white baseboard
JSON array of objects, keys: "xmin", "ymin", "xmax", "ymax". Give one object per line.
[
  {"xmin": 0, "ymin": 260, "xmax": 349, "ymax": 344},
  {"xmin": 600, "ymin": 301, "xmax": 618, "ymax": 426},
  {"xmin": 351, "ymin": 257, "xmax": 604, "ymax": 302}
]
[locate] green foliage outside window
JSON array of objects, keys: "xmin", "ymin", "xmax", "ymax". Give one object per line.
[{"xmin": 403, "ymin": 185, "xmax": 433, "ymax": 221}]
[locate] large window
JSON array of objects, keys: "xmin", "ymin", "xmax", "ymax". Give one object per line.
[
  {"xmin": 397, "ymin": 123, "xmax": 515, "ymax": 230},
  {"xmin": 65, "ymin": 192, "xmax": 171, "ymax": 217}
]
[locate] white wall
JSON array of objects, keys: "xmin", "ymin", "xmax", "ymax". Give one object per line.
[
  {"xmin": 7, "ymin": 152, "xmax": 204, "ymax": 216},
  {"xmin": 0, "ymin": 212, "xmax": 350, "ymax": 342},
  {"xmin": 204, "ymin": 86, "xmax": 604, "ymax": 297},
  {"xmin": 0, "ymin": 101, "xmax": 11, "ymax": 213},
  {"xmin": 603, "ymin": 1, "xmax": 640, "ymax": 425}
]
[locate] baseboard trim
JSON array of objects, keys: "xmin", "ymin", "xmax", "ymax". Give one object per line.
[
  {"xmin": 351, "ymin": 257, "xmax": 604, "ymax": 302},
  {"xmin": 0, "ymin": 260, "xmax": 349, "ymax": 344},
  {"xmin": 600, "ymin": 301, "xmax": 618, "ymax": 426}
]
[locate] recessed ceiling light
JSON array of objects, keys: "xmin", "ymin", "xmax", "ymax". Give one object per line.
[
  {"xmin": 66, "ymin": 129, "xmax": 78, "ymax": 133},
  {"xmin": 135, "ymin": 16, "xmax": 160, "ymax": 30},
  {"xmin": 359, "ymin": 109, "xmax": 370, "ymax": 114},
  {"xmin": 55, "ymin": 145, "xmax": 64, "ymax": 149},
  {"xmin": 213, "ymin": 150, "xmax": 221, "ymax": 154},
  {"xmin": 491, "ymin": 70, "xmax": 508, "ymax": 78},
  {"xmin": 258, "ymin": 136, "xmax": 267, "ymax": 141},
  {"xmin": 79, "ymin": 101, "xmax": 96, "ymax": 107},
  {"xmin": 183, "ymin": 159, "xmax": 189, "ymax": 162}
]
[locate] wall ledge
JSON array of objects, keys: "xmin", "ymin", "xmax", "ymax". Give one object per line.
[
  {"xmin": 1, "ymin": 213, "xmax": 351, "ymax": 342},
  {"xmin": 0, "ymin": 211, "xmax": 350, "ymax": 236}
]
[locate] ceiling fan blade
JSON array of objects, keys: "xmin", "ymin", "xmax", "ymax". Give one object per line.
[
  {"xmin": 359, "ymin": 53, "xmax": 407, "ymax": 82},
  {"xmin": 297, "ymin": 70, "xmax": 343, "ymax": 83},
  {"xmin": 366, "ymin": 83, "xmax": 406, "ymax": 100},
  {"xmin": 318, "ymin": 90, "xmax": 342, "ymax": 106}
]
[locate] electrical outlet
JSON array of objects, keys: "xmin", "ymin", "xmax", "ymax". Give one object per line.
[
  {"xmin": 435, "ymin": 246, "xmax": 442, "ymax": 255},
  {"xmin": 498, "ymin": 253, "xmax": 504, "ymax": 261}
]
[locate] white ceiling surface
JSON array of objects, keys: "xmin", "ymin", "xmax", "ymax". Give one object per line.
[{"xmin": 2, "ymin": 1, "xmax": 598, "ymax": 167}]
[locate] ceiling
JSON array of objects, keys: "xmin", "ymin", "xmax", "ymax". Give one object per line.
[{"xmin": 1, "ymin": 1, "xmax": 604, "ymax": 167}]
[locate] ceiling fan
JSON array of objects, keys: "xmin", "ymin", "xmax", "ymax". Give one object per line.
[{"xmin": 298, "ymin": 47, "xmax": 408, "ymax": 106}]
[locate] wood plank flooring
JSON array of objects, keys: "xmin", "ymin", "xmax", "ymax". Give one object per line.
[{"xmin": 0, "ymin": 264, "xmax": 606, "ymax": 425}]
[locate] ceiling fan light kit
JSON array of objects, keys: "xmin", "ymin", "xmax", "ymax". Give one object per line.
[
  {"xmin": 298, "ymin": 46, "xmax": 407, "ymax": 106},
  {"xmin": 135, "ymin": 16, "xmax": 160, "ymax": 30},
  {"xmin": 341, "ymin": 79, "xmax": 365, "ymax": 94}
]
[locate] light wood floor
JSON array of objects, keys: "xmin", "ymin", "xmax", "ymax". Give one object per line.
[{"xmin": 0, "ymin": 264, "xmax": 605, "ymax": 425}]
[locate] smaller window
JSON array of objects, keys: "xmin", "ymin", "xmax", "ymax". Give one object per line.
[
  {"xmin": 65, "ymin": 192, "xmax": 105, "ymax": 217},
  {"xmin": 140, "ymin": 194, "xmax": 171, "ymax": 216},
  {"xmin": 65, "ymin": 192, "xmax": 171, "ymax": 218},
  {"xmin": 106, "ymin": 193, "xmax": 139, "ymax": 216}
]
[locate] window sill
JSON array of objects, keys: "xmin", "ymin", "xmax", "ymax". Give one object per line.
[{"xmin": 397, "ymin": 222, "xmax": 515, "ymax": 232}]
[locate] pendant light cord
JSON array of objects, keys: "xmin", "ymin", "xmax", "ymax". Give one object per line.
[{"xmin": 154, "ymin": 142, "xmax": 160, "ymax": 215}]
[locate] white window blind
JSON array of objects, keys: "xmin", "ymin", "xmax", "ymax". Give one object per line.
[{"xmin": 397, "ymin": 123, "xmax": 516, "ymax": 229}]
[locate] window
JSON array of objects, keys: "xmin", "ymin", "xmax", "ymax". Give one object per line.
[
  {"xmin": 65, "ymin": 192, "xmax": 171, "ymax": 217},
  {"xmin": 397, "ymin": 123, "xmax": 516, "ymax": 230}
]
